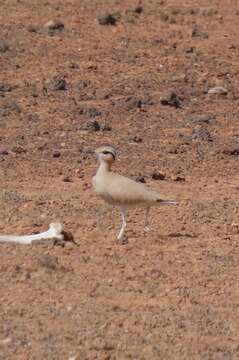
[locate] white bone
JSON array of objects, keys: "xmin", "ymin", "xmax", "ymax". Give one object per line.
[{"xmin": 0, "ymin": 223, "xmax": 64, "ymax": 244}]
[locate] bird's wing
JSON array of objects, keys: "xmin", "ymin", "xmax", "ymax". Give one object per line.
[{"xmin": 106, "ymin": 173, "xmax": 159, "ymax": 206}]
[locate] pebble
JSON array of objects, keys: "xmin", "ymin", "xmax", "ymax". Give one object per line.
[
  {"xmin": 77, "ymin": 80, "xmax": 88, "ymax": 90},
  {"xmin": 125, "ymin": 96, "xmax": 142, "ymax": 110},
  {"xmin": 160, "ymin": 90, "xmax": 180, "ymax": 108},
  {"xmin": 0, "ymin": 147, "xmax": 9, "ymax": 155},
  {"xmin": 0, "ymin": 83, "xmax": 15, "ymax": 92},
  {"xmin": 208, "ymin": 86, "xmax": 228, "ymax": 95},
  {"xmin": 53, "ymin": 150, "xmax": 61, "ymax": 158},
  {"xmin": 223, "ymin": 147, "xmax": 239, "ymax": 156},
  {"xmin": 62, "ymin": 175, "xmax": 72, "ymax": 182},
  {"xmin": 134, "ymin": 5, "xmax": 143, "ymax": 14},
  {"xmin": 172, "ymin": 175, "xmax": 186, "ymax": 182},
  {"xmin": 79, "ymin": 107, "xmax": 101, "ymax": 118},
  {"xmin": 43, "ymin": 19, "xmax": 64, "ymax": 32},
  {"xmin": 129, "ymin": 135, "xmax": 142, "ymax": 143},
  {"xmin": 191, "ymin": 23, "xmax": 208, "ymax": 38},
  {"xmin": 151, "ymin": 172, "xmax": 165, "ymax": 180},
  {"xmin": 0, "ymin": 39, "xmax": 9, "ymax": 53},
  {"xmin": 191, "ymin": 126, "xmax": 212, "ymax": 141},
  {"xmin": 134, "ymin": 176, "xmax": 146, "ymax": 183},
  {"xmin": 47, "ymin": 77, "xmax": 67, "ymax": 91},
  {"xmin": 80, "ymin": 119, "xmax": 101, "ymax": 132},
  {"xmin": 184, "ymin": 113, "xmax": 212, "ymax": 124},
  {"xmin": 98, "ymin": 13, "xmax": 118, "ymax": 25}
]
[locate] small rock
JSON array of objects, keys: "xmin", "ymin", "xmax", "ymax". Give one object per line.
[
  {"xmin": 184, "ymin": 113, "xmax": 212, "ymax": 124},
  {"xmin": 151, "ymin": 172, "xmax": 165, "ymax": 180},
  {"xmin": 79, "ymin": 107, "xmax": 101, "ymax": 118},
  {"xmin": 37, "ymin": 254, "xmax": 58, "ymax": 270},
  {"xmin": 141, "ymin": 95, "xmax": 155, "ymax": 106},
  {"xmin": 191, "ymin": 23, "xmax": 208, "ymax": 38},
  {"xmin": 98, "ymin": 13, "xmax": 118, "ymax": 25},
  {"xmin": 0, "ymin": 147, "xmax": 9, "ymax": 155},
  {"xmin": 27, "ymin": 25, "xmax": 38, "ymax": 33},
  {"xmin": 11, "ymin": 145, "xmax": 26, "ymax": 154},
  {"xmin": 172, "ymin": 175, "xmax": 186, "ymax": 182},
  {"xmin": 185, "ymin": 46, "xmax": 195, "ymax": 53},
  {"xmin": 80, "ymin": 119, "xmax": 101, "ymax": 132},
  {"xmin": 9, "ymin": 101, "xmax": 21, "ymax": 114},
  {"xmin": 47, "ymin": 77, "xmax": 67, "ymax": 91},
  {"xmin": 0, "ymin": 39, "xmax": 9, "ymax": 53},
  {"xmin": 77, "ymin": 80, "xmax": 88, "ymax": 90},
  {"xmin": 134, "ymin": 5, "xmax": 143, "ymax": 14},
  {"xmin": 101, "ymin": 123, "xmax": 112, "ymax": 131},
  {"xmin": 223, "ymin": 147, "xmax": 239, "ymax": 156},
  {"xmin": 53, "ymin": 150, "xmax": 61, "ymax": 158},
  {"xmin": 125, "ymin": 96, "xmax": 142, "ymax": 110},
  {"xmin": 43, "ymin": 19, "xmax": 64, "ymax": 32},
  {"xmin": 208, "ymin": 86, "xmax": 228, "ymax": 95},
  {"xmin": 0, "ymin": 83, "xmax": 15, "ymax": 92},
  {"xmin": 62, "ymin": 175, "xmax": 72, "ymax": 182},
  {"xmin": 134, "ymin": 175, "xmax": 146, "ymax": 183},
  {"xmin": 160, "ymin": 90, "xmax": 180, "ymax": 108},
  {"xmin": 129, "ymin": 135, "xmax": 142, "ymax": 143},
  {"xmin": 191, "ymin": 126, "xmax": 212, "ymax": 141}
]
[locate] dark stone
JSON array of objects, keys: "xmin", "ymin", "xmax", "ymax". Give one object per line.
[
  {"xmin": 98, "ymin": 13, "xmax": 118, "ymax": 25},
  {"xmin": 53, "ymin": 150, "xmax": 61, "ymax": 158},
  {"xmin": 62, "ymin": 175, "xmax": 72, "ymax": 182},
  {"xmin": 0, "ymin": 101, "xmax": 21, "ymax": 116},
  {"xmin": 151, "ymin": 172, "xmax": 165, "ymax": 180},
  {"xmin": 77, "ymin": 80, "xmax": 88, "ymax": 90},
  {"xmin": 223, "ymin": 147, "xmax": 239, "ymax": 156},
  {"xmin": 185, "ymin": 113, "xmax": 212, "ymax": 124},
  {"xmin": 125, "ymin": 96, "xmax": 142, "ymax": 110},
  {"xmin": 0, "ymin": 40, "xmax": 9, "ymax": 53},
  {"xmin": 191, "ymin": 126, "xmax": 212, "ymax": 141},
  {"xmin": 79, "ymin": 107, "xmax": 101, "ymax": 118},
  {"xmin": 47, "ymin": 77, "xmax": 67, "ymax": 91},
  {"xmin": 0, "ymin": 147, "xmax": 9, "ymax": 155},
  {"xmin": 134, "ymin": 5, "xmax": 143, "ymax": 14},
  {"xmin": 0, "ymin": 83, "xmax": 15, "ymax": 92},
  {"xmin": 101, "ymin": 124, "xmax": 112, "ymax": 131},
  {"xmin": 191, "ymin": 23, "xmax": 208, "ymax": 38},
  {"xmin": 27, "ymin": 25, "xmax": 38, "ymax": 33},
  {"xmin": 11, "ymin": 145, "xmax": 26, "ymax": 154},
  {"xmin": 134, "ymin": 176, "xmax": 146, "ymax": 183},
  {"xmin": 129, "ymin": 135, "xmax": 142, "ymax": 143},
  {"xmin": 173, "ymin": 176, "xmax": 186, "ymax": 182},
  {"xmin": 80, "ymin": 119, "xmax": 101, "ymax": 132},
  {"xmin": 44, "ymin": 20, "xmax": 64, "ymax": 32},
  {"xmin": 160, "ymin": 90, "xmax": 180, "ymax": 108}
]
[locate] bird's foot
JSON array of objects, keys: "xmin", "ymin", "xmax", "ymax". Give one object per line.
[
  {"xmin": 116, "ymin": 236, "xmax": 128, "ymax": 245},
  {"xmin": 144, "ymin": 225, "xmax": 151, "ymax": 233}
]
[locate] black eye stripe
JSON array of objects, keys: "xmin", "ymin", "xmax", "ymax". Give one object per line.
[{"xmin": 102, "ymin": 151, "xmax": 116, "ymax": 160}]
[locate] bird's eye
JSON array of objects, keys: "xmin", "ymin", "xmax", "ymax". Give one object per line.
[{"xmin": 102, "ymin": 151, "xmax": 109, "ymax": 155}]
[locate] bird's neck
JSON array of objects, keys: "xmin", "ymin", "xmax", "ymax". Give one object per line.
[{"xmin": 97, "ymin": 160, "xmax": 112, "ymax": 175}]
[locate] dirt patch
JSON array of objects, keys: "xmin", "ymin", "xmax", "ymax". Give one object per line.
[{"xmin": 1, "ymin": 0, "xmax": 239, "ymax": 359}]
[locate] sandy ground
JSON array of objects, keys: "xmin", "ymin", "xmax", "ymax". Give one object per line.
[{"xmin": 0, "ymin": 0, "xmax": 239, "ymax": 359}]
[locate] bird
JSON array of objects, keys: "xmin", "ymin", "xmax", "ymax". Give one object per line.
[{"xmin": 92, "ymin": 145, "xmax": 178, "ymax": 242}]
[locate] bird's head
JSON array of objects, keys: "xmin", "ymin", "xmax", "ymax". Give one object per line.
[{"xmin": 95, "ymin": 145, "xmax": 117, "ymax": 165}]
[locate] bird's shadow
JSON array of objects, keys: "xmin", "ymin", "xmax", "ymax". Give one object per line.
[{"xmin": 160, "ymin": 232, "xmax": 200, "ymax": 239}]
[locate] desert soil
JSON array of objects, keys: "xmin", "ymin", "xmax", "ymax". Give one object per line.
[{"xmin": 1, "ymin": 0, "xmax": 239, "ymax": 359}]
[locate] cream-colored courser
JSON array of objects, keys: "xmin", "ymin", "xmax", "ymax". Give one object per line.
[{"xmin": 93, "ymin": 145, "xmax": 178, "ymax": 242}]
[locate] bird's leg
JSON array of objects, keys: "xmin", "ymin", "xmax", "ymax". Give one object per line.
[
  {"xmin": 117, "ymin": 207, "xmax": 127, "ymax": 241},
  {"xmin": 144, "ymin": 207, "xmax": 151, "ymax": 232}
]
